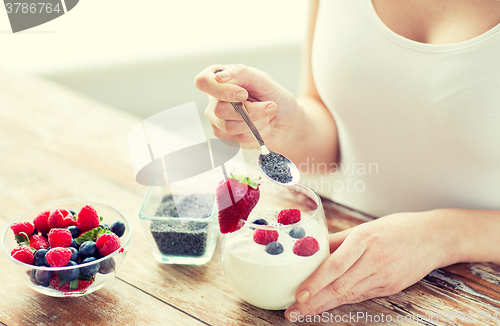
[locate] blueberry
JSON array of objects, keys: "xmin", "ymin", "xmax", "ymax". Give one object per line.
[
  {"xmin": 79, "ymin": 241, "xmax": 98, "ymax": 259},
  {"xmin": 30, "ymin": 270, "xmax": 40, "ymax": 285},
  {"xmin": 80, "ymin": 257, "xmax": 100, "ymax": 277},
  {"xmin": 265, "ymin": 242, "xmax": 284, "ymax": 255},
  {"xmin": 34, "ymin": 249, "xmax": 48, "ymax": 266},
  {"xmin": 98, "ymin": 257, "xmax": 116, "ymax": 274},
  {"xmin": 60, "ymin": 261, "xmax": 79, "ymax": 282},
  {"xmin": 100, "ymin": 223, "xmax": 110, "ymax": 230},
  {"xmin": 110, "ymin": 221, "xmax": 125, "ymax": 237},
  {"xmin": 289, "ymin": 226, "xmax": 305, "ymax": 239},
  {"xmin": 44, "ymin": 254, "xmax": 50, "ymax": 267},
  {"xmin": 69, "ymin": 210, "xmax": 76, "ymax": 216},
  {"xmin": 70, "ymin": 239, "xmax": 79, "ymax": 250},
  {"xmin": 67, "ymin": 226, "xmax": 81, "ymax": 239},
  {"xmin": 30, "ymin": 269, "xmax": 50, "ymax": 287},
  {"xmin": 35, "ymin": 269, "xmax": 53, "ymax": 284},
  {"xmin": 250, "ymin": 218, "xmax": 268, "ymax": 230},
  {"xmin": 68, "ymin": 247, "xmax": 79, "ymax": 262}
]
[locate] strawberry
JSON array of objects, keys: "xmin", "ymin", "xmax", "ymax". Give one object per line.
[
  {"xmin": 48, "ymin": 209, "xmax": 73, "ymax": 230},
  {"xmin": 216, "ymin": 175, "xmax": 260, "ymax": 234},
  {"xmin": 277, "ymin": 208, "xmax": 301, "ymax": 225},
  {"xmin": 77, "ymin": 205, "xmax": 100, "ymax": 232},
  {"xmin": 293, "ymin": 236, "xmax": 320, "ymax": 257},
  {"xmin": 33, "ymin": 210, "xmax": 51, "ymax": 235},
  {"xmin": 50, "ymin": 275, "xmax": 94, "ymax": 292}
]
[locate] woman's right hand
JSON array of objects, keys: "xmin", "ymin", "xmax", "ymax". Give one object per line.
[{"xmin": 194, "ymin": 64, "xmax": 303, "ymax": 152}]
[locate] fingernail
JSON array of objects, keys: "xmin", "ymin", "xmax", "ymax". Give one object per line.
[
  {"xmin": 235, "ymin": 90, "xmax": 247, "ymax": 102},
  {"xmin": 215, "ymin": 70, "xmax": 231, "ymax": 82},
  {"xmin": 297, "ymin": 290, "xmax": 310, "ymax": 303},
  {"xmin": 286, "ymin": 309, "xmax": 301, "ymax": 322},
  {"xmin": 265, "ymin": 104, "xmax": 277, "ymax": 115}
]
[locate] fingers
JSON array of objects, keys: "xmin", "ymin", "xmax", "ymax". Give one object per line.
[
  {"xmin": 211, "ymin": 120, "xmax": 274, "ymax": 145},
  {"xmin": 329, "ymin": 229, "xmax": 352, "ymax": 253},
  {"xmin": 285, "ymin": 278, "xmax": 382, "ymax": 321},
  {"xmin": 294, "ymin": 232, "xmax": 366, "ymax": 305},
  {"xmin": 195, "ymin": 65, "xmax": 248, "ymax": 102},
  {"xmin": 308, "ymin": 285, "xmax": 384, "ymax": 317},
  {"xmin": 194, "ymin": 64, "xmax": 278, "ymax": 102},
  {"xmin": 287, "ymin": 256, "xmax": 373, "ymax": 317},
  {"xmin": 212, "ymin": 100, "xmax": 277, "ymax": 121}
]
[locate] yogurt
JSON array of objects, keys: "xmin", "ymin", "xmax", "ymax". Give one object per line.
[{"xmin": 222, "ymin": 210, "xmax": 329, "ymax": 310}]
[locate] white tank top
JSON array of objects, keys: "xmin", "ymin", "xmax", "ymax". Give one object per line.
[{"xmin": 312, "ymin": 0, "xmax": 500, "ymax": 216}]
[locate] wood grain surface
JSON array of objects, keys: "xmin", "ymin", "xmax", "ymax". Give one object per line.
[{"xmin": 0, "ymin": 70, "xmax": 499, "ymax": 326}]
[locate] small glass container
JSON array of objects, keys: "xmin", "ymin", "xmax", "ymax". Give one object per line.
[{"xmin": 139, "ymin": 183, "xmax": 218, "ymax": 265}]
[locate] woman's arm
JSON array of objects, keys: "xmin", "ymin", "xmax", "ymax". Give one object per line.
[
  {"xmin": 285, "ymin": 208, "xmax": 500, "ymax": 319},
  {"xmin": 195, "ymin": 0, "xmax": 338, "ymax": 168},
  {"xmin": 288, "ymin": 0, "xmax": 339, "ymax": 166}
]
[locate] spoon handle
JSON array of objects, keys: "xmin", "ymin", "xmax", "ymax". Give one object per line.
[{"xmin": 231, "ymin": 102, "xmax": 266, "ymax": 147}]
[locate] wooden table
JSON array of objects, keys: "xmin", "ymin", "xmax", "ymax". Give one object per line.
[{"xmin": 0, "ymin": 70, "xmax": 499, "ymax": 326}]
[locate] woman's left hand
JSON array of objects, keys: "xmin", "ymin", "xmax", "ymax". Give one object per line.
[{"xmin": 285, "ymin": 210, "xmax": 458, "ymax": 320}]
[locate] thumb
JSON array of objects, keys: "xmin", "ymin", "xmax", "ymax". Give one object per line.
[{"xmin": 215, "ymin": 64, "xmax": 280, "ymax": 100}]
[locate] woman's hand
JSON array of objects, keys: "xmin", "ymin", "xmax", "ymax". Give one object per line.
[
  {"xmin": 286, "ymin": 211, "xmax": 459, "ymax": 320},
  {"xmin": 194, "ymin": 64, "xmax": 303, "ymax": 153}
]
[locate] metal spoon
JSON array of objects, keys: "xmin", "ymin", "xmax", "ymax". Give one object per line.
[{"xmin": 230, "ymin": 101, "xmax": 300, "ymax": 186}]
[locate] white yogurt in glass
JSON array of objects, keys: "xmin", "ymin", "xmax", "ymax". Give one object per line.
[{"xmin": 222, "ymin": 210, "xmax": 329, "ymax": 310}]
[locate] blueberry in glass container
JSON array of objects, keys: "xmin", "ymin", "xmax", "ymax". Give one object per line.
[
  {"xmin": 80, "ymin": 257, "xmax": 100, "ymax": 277},
  {"xmin": 60, "ymin": 261, "xmax": 79, "ymax": 282}
]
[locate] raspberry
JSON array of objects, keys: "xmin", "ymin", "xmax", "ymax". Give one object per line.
[
  {"xmin": 293, "ymin": 236, "xmax": 320, "ymax": 257},
  {"xmin": 10, "ymin": 221, "xmax": 35, "ymax": 236},
  {"xmin": 253, "ymin": 229, "xmax": 279, "ymax": 245},
  {"xmin": 48, "ymin": 209, "xmax": 73, "ymax": 230},
  {"xmin": 277, "ymin": 208, "xmax": 301, "ymax": 225},
  {"xmin": 50, "ymin": 276, "xmax": 94, "ymax": 292},
  {"xmin": 96, "ymin": 233, "xmax": 121, "ymax": 256},
  {"xmin": 45, "ymin": 247, "xmax": 72, "ymax": 267},
  {"xmin": 29, "ymin": 234, "xmax": 49, "ymax": 250},
  {"xmin": 33, "ymin": 210, "xmax": 51, "ymax": 234},
  {"xmin": 11, "ymin": 245, "xmax": 34, "ymax": 264},
  {"xmin": 48, "ymin": 228, "xmax": 72, "ymax": 248},
  {"xmin": 77, "ymin": 205, "xmax": 100, "ymax": 232}
]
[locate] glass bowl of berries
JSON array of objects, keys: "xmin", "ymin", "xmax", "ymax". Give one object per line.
[{"xmin": 1, "ymin": 200, "xmax": 131, "ymax": 297}]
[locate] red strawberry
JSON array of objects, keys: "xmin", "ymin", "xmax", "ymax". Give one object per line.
[
  {"xmin": 96, "ymin": 233, "xmax": 121, "ymax": 256},
  {"xmin": 29, "ymin": 234, "xmax": 49, "ymax": 250},
  {"xmin": 253, "ymin": 229, "xmax": 279, "ymax": 245},
  {"xmin": 293, "ymin": 236, "xmax": 320, "ymax": 257},
  {"xmin": 45, "ymin": 247, "xmax": 72, "ymax": 267},
  {"xmin": 77, "ymin": 205, "xmax": 100, "ymax": 232},
  {"xmin": 216, "ymin": 175, "xmax": 260, "ymax": 234},
  {"xmin": 11, "ymin": 245, "xmax": 34, "ymax": 264},
  {"xmin": 48, "ymin": 228, "xmax": 72, "ymax": 248},
  {"xmin": 33, "ymin": 210, "xmax": 51, "ymax": 235},
  {"xmin": 10, "ymin": 221, "xmax": 35, "ymax": 236},
  {"xmin": 48, "ymin": 209, "xmax": 73, "ymax": 230},
  {"xmin": 277, "ymin": 208, "xmax": 301, "ymax": 225},
  {"xmin": 50, "ymin": 276, "xmax": 94, "ymax": 292}
]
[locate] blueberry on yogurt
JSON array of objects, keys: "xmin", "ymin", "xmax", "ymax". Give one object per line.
[
  {"xmin": 265, "ymin": 242, "xmax": 284, "ymax": 255},
  {"xmin": 289, "ymin": 226, "xmax": 305, "ymax": 239}
]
